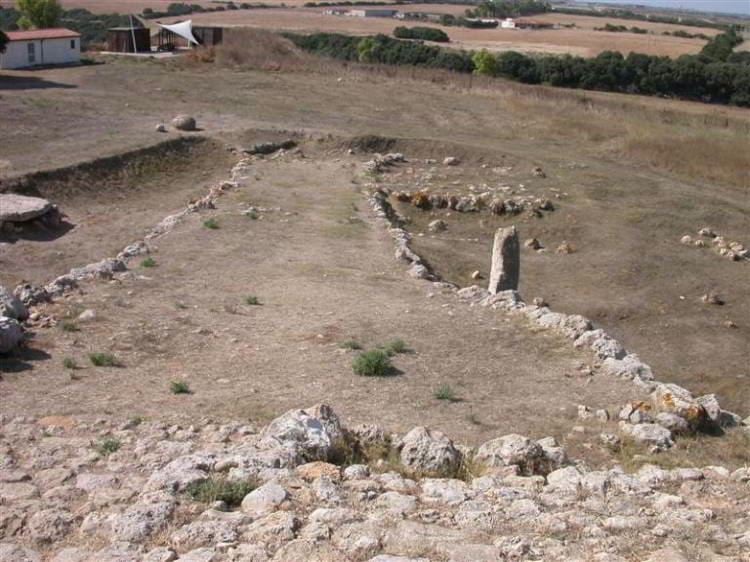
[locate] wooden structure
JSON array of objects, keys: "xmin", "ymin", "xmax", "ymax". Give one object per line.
[
  {"xmin": 106, "ymin": 27, "xmax": 151, "ymax": 53},
  {"xmin": 155, "ymin": 26, "xmax": 223, "ymax": 51}
]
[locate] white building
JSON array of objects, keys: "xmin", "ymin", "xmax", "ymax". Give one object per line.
[
  {"xmin": 501, "ymin": 18, "xmax": 516, "ymax": 29},
  {"xmin": 0, "ymin": 28, "xmax": 81, "ymax": 70}
]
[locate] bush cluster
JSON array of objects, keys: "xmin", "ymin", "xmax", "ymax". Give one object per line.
[
  {"xmin": 290, "ymin": 30, "xmax": 750, "ymax": 107},
  {"xmin": 393, "ymin": 26, "xmax": 449, "ymax": 43},
  {"xmin": 287, "ymin": 32, "xmax": 473, "ymax": 73},
  {"xmin": 595, "ymin": 23, "xmax": 648, "ymax": 34}
]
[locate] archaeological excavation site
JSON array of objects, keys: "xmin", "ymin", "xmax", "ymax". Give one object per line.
[{"xmin": 2, "ymin": 31, "xmax": 750, "ymax": 562}]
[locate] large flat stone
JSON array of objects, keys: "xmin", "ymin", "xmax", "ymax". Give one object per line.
[{"xmin": 0, "ymin": 194, "xmax": 53, "ymax": 223}]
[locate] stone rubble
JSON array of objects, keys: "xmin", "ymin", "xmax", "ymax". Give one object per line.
[{"xmin": 1, "ymin": 405, "xmax": 749, "ymax": 561}]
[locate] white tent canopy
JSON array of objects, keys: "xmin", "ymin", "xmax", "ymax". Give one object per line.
[{"xmin": 157, "ymin": 20, "xmax": 200, "ymax": 45}]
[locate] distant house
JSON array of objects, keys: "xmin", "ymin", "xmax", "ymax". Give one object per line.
[
  {"xmin": 347, "ymin": 8, "xmax": 399, "ymax": 18},
  {"xmin": 501, "ymin": 18, "xmax": 516, "ymax": 29},
  {"xmin": 0, "ymin": 28, "xmax": 81, "ymax": 70}
]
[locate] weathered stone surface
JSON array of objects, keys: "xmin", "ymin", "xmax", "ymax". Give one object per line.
[
  {"xmin": 475, "ymin": 434, "xmax": 545, "ymax": 475},
  {"xmin": 0, "ymin": 194, "xmax": 53, "ymax": 223},
  {"xmin": 601, "ymin": 354, "xmax": 654, "ymax": 382},
  {"xmin": 260, "ymin": 403, "xmax": 344, "ymax": 462},
  {"xmin": 171, "ymin": 115, "xmax": 197, "ymax": 131},
  {"xmin": 574, "ymin": 329, "xmax": 626, "ymax": 360},
  {"xmin": 0, "ymin": 543, "xmax": 42, "ymax": 562},
  {"xmin": 27, "ymin": 508, "xmax": 74, "ymax": 543},
  {"xmin": 488, "ymin": 226, "xmax": 520, "ymax": 294},
  {"xmin": 397, "ymin": 426, "xmax": 461, "ymax": 476},
  {"xmin": 241, "ymin": 482, "xmax": 288, "ymax": 517},
  {"xmin": 619, "ymin": 422, "xmax": 673, "ymax": 450},
  {"xmin": 0, "ymin": 316, "xmax": 23, "ymax": 353},
  {"xmin": 651, "ymin": 384, "xmax": 707, "ymax": 429},
  {"xmin": 0, "ymin": 285, "xmax": 28, "ymax": 320},
  {"xmin": 110, "ymin": 500, "xmax": 175, "ymax": 542},
  {"xmin": 696, "ymin": 394, "xmax": 721, "ymax": 423}
]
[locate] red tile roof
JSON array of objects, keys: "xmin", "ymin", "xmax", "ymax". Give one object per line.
[{"xmin": 6, "ymin": 28, "xmax": 81, "ymax": 42}]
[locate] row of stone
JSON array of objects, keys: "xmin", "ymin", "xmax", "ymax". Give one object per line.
[
  {"xmin": 369, "ymin": 186, "xmax": 742, "ymax": 451},
  {"xmin": 393, "ymin": 189, "xmax": 555, "ymax": 217},
  {"xmin": 680, "ymin": 227, "xmax": 749, "ymax": 262},
  {"xmin": 0, "ymin": 161, "xmax": 249, "ymax": 355}
]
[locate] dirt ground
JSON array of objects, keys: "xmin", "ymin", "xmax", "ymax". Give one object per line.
[
  {"xmin": 0, "ymin": 55, "xmax": 748, "ymax": 453},
  {"xmin": 0, "ymin": 137, "xmax": 642, "ymax": 448},
  {"xmin": 165, "ymin": 7, "xmax": 713, "ymax": 57}
]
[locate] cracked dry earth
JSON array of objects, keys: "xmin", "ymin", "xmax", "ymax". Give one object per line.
[{"xmin": 3, "ymin": 138, "xmax": 750, "ymax": 562}]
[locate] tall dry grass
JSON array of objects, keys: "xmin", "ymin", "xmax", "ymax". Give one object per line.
[{"xmin": 206, "ymin": 28, "xmax": 336, "ymax": 73}]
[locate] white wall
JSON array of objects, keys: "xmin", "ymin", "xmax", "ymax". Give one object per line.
[{"xmin": 1, "ymin": 37, "xmax": 80, "ymax": 70}]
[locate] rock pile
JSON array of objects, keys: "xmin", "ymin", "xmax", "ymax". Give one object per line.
[
  {"xmin": 680, "ymin": 227, "xmax": 749, "ymax": 262},
  {"xmin": 1, "ymin": 405, "xmax": 749, "ymax": 561},
  {"xmin": 363, "ymin": 153, "xmax": 406, "ymax": 174},
  {"xmin": 392, "ymin": 190, "xmax": 554, "ymax": 218}
]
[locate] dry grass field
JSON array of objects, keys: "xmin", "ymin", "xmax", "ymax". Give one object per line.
[
  {"xmin": 165, "ymin": 7, "xmax": 715, "ymax": 56},
  {"xmin": 1, "ymin": 35, "xmax": 749, "ymax": 459}
]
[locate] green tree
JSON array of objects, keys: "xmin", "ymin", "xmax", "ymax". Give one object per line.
[
  {"xmin": 472, "ymin": 49, "xmax": 497, "ymax": 76},
  {"xmin": 357, "ymin": 37, "xmax": 376, "ymax": 63},
  {"xmin": 16, "ymin": 0, "xmax": 63, "ymax": 29},
  {"xmin": 0, "ymin": 30, "xmax": 8, "ymax": 53}
]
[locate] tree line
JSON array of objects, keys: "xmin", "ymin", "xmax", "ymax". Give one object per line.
[{"xmin": 287, "ymin": 29, "xmax": 750, "ymax": 107}]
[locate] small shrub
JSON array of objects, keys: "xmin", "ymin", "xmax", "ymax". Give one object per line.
[
  {"xmin": 95, "ymin": 438, "xmax": 121, "ymax": 456},
  {"xmin": 246, "ymin": 210, "xmax": 259, "ymax": 220},
  {"xmin": 89, "ymin": 352, "xmax": 119, "ymax": 367},
  {"xmin": 245, "ymin": 295, "xmax": 261, "ymax": 306},
  {"xmin": 394, "ymin": 26, "xmax": 449, "ymax": 43},
  {"xmin": 61, "ymin": 320, "xmax": 80, "ymax": 332},
  {"xmin": 353, "ymin": 349, "xmax": 394, "ymax": 377},
  {"xmin": 185, "ymin": 477, "xmax": 256, "ymax": 506},
  {"xmin": 63, "ymin": 357, "xmax": 78, "ymax": 369},
  {"xmin": 383, "ymin": 338, "xmax": 408, "ymax": 356},
  {"xmin": 203, "ymin": 218, "xmax": 220, "ymax": 229},
  {"xmin": 170, "ymin": 380, "xmax": 192, "ymax": 394},
  {"xmin": 340, "ymin": 339, "xmax": 362, "ymax": 350},
  {"xmin": 140, "ymin": 257, "xmax": 157, "ymax": 268},
  {"xmin": 434, "ymin": 384, "xmax": 457, "ymax": 402}
]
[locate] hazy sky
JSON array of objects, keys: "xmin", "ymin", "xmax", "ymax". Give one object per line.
[{"xmin": 575, "ymin": 0, "xmax": 750, "ymax": 16}]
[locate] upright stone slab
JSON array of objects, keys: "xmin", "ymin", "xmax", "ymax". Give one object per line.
[{"xmin": 488, "ymin": 226, "xmax": 520, "ymax": 294}]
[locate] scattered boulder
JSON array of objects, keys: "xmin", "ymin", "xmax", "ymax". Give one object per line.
[
  {"xmin": 240, "ymin": 482, "xmax": 288, "ymax": 517},
  {"xmin": 475, "ymin": 434, "xmax": 545, "ymax": 476},
  {"xmin": 651, "ymin": 384, "xmax": 707, "ymax": 430},
  {"xmin": 427, "ymin": 219, "xmax": 447, "ymax": 233},
  {"xmin": 0, "ymin": 285, "xmax": 28, "ymax": 320},
  {"xmin": 171, "ymin": 115, "xmax": 197, "ymax": 131},
  {"xmin": 259, "ymin": 403, "xmax": 345, "ymax": 462},
  {"xmin": 531, "ymin": 166, "xmax": 546, "ymax": 178},
  {"xmin": 556, "ymin": 241, "xmax": 574, "ymax": 254},
  {"xmin": 155, "ymin": 123, "xmax": 167, "ymax": 133},
  {"xmin": 0, "ymin": 316, "xmax": 23, "ymax": 353},
  {"xmin": 619, "ymin": 422, "xmax": 673, "ymax": 450},
  {"xmin": 701, "ymin": 292, "xmax": 724, "ymax": 305},
  {"xmin": 397, "ymin": 426, "xmax": 462, "ymax": 477},
  {"xmin": 443, "ymin": 156, "xmax": 460, "ymax": 166},
  {"xmin": 524, "ymin": 238, "xmax": 542, "ymax": 250}
]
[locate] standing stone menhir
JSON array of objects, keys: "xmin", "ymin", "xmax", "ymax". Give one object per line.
[{"xmin": 489, "ymin": 225, "xmax": 520, "ymax": 294}]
